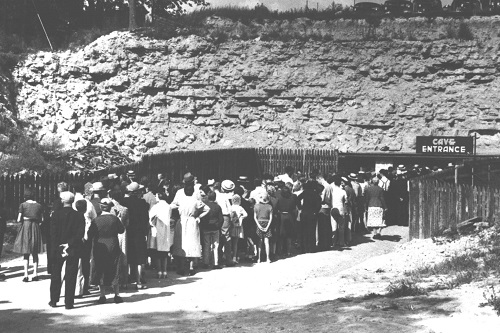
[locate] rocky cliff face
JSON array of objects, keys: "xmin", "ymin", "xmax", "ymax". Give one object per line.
[{"xmin": 11, "ymin": 18, "xmax": 500, "ymax": 160}]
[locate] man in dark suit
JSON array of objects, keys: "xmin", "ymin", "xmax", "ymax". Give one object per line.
[{"xmin": 49, "ymin": 191, "xmax": 85, "ymax": 310}]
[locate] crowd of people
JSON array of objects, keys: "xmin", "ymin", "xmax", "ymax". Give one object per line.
[{"xmin": 4, "ymin": 164, "xmax": 425, "ymax": 309}]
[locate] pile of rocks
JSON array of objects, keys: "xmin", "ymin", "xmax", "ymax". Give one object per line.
[
  {"xmin": 8, "ymin": 17, "xmax": 500, "ymax": 160},
  {"xmin": 53, "ymin": 145, "xmax": 135, "ymax": 171}
]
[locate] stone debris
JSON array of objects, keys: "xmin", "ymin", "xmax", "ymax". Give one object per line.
[{"xmin": 53, "ymin": 145, "xmax": 135, "ymax": 171}]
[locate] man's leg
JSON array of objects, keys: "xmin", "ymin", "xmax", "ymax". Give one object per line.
[
  {"xmin": 64, "ymin": 256, "xmax": 79, "ymax": 308},
  {"xmin": 212, "ymin": 231, "xmax": 219, "ymax": 267},
  {"xmin": 220, "ymin": 215, "xmax": 232, "ymax": 265},
  {"xmin": 0, "ymin": 218, "xmax": 6, "ymax": 259},
  {"xmin": 202, "ymin": 231, "xmax": 210, "ymax": 265},
  {"xmin": 50, "ymin": 257, "xmax": 65, "ymax": 305}
]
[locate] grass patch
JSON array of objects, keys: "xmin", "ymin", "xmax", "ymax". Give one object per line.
[
  {"xmin": 482, "ymin": 286, "xmax": 500, "ymax": 316},
  {"xmin": 387, "ymin": 278, "xmax": 426, "ymax": 297},
  {"xmin": 396, "ymin": 228, "xmax": 500, "ymax": 314}
]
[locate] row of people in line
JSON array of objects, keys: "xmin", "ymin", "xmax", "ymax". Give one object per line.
[{"xmin": 11, "ymin": 165, "xmax": 411, "ymax": 309}]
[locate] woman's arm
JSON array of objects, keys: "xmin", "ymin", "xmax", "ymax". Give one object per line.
[
  {"xmin": 17, "ymin": 212, "xmax": 22, "ymax": 223},
  {"xmin": 254, "ymin": 212, "xmax": 263, "ymax": 231},
  {"xmin": 262, "ymin": 208, "xmax": 273, "ymax": 232},
  {"xmin": 197, "ymin": 202, "xmax": 210, "ymax": 222}
]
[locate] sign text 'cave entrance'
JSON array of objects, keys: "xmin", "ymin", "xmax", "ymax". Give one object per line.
[{"xmin": 416, "ymin": 136, "xmax": 474, "ymax": 155}]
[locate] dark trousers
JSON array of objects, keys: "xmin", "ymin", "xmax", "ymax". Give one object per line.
[
  {"xmin": 317, "ymin": 212, "xmax": 332, "ymax": 251},
  {"xmin": 50, "ymin": 255, "xmax": 79, "ymax": 307},
  {"xmin": 80, "ymin": 241, "xmax": 92, "ymax": 291},
  {"xmin": 217, "ymin": 215, "xmax": 232, "ymax": 265},
  {"xmin": 300, "ymin": 211, "xmax": 317, "ymax": 253},
  {"xmin": 0, "ymin": 218, "xmax": 6, "ymax": 258}
]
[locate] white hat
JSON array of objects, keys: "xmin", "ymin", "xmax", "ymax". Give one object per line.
[
  {"xmin": 92, "ymin": 182, "xmax": 106, "ymax": 192},
  {"xmin": 126, "ymin": 182, "xmax": 144, "ymax": 192},
  {"xmin": 348, "ymin": 173, "xmax": 358, "ymax": 180},
  {"xmin": 221, "ymin": 180, "xmax": 235, "ymax": 192},
  {"xmin": 207, "ymin": 179, "xmax": 215, "ymax": 186},
  {"xmin": 108, "ymin": 173, "xmax": 118, "ymax": 180}
]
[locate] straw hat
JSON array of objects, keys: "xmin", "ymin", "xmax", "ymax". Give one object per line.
[
  {"xmin": 127, "ymin": 170, "xmax": 136, "ymax": 177},
  {"xmin": 237, "ymin": 176, "xmax": 249, "ymax": 183},
  {"xmin": 348, "ymin": 172, "xmax": 358, "ymax": 180},
  {"xmin": 221, "ymin": 180, "xmax": 235, "ymax": 192},
  {"xmin": 126, "ymin": 182, "xmax": 144, "ymax": 193},
  {"xmin": 207, "ymin": 179, "xmax": 215, "ymax": 186}
]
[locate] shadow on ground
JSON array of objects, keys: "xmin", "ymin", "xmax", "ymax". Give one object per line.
[{"xmin": 0, "ymin": 292, "xmax": 456, "ymax": 333}]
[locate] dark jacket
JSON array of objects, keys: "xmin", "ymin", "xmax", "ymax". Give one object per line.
[
  {"xmin": 200, "ymin": 201, "xmax": 224, "ymax": 232},
  {"xmin": 122, "ymin": 196, "xmax": 150, "ymax": 237},
  {"xmin": 50, "ymin": 206, "xmax": 86, "ymax": 260},
  {"xmin": 297, "ymin": 189, "xmax": 322, "ymax": 213},
  {"xmin": 365, "ymin": 185, "xmax": 387, "ymax": 210}
]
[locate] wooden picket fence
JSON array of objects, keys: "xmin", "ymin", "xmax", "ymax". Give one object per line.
[
  {"xmin": 256, "ymin": 148, "xmax": 338, "ymax": 178},
  {"xmin": 0, "ymin": 148, "xmax": 338, "ymax": 219},
  {"xmin": 409, "ymin": 178, "xmax": 500, "ymax": 240}
]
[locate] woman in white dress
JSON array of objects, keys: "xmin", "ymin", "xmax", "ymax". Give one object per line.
[
  {"xmin": 149, "ymin": 191, "xmax": 172, "ymax": 279},
  {"xmin": 171, "ymin": 173, "xmax": 210, "ymax": 276}
]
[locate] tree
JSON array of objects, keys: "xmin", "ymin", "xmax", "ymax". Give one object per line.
[
  {"xmin": 128, "ymin": 0, "xmax": 137, "ymax": 30},
  {"xmin": 329, "ymin": 1, "xmax": 344, "ymax": 13},
  {"xmin": 128, "ymin": 0, "xmax": 209, "ymax": 30}
]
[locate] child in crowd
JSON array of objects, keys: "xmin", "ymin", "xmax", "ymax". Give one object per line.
[
  {"xmin": 230, "ymin": 194, "xmax": 247, "ymax": 264},
  {"xmin": 200, "ymin": 188, "xmax": 224, "ymax": 269},
  {"xmin": 253, "ymin": 193, "xmax": 273, "ymax": 263}
]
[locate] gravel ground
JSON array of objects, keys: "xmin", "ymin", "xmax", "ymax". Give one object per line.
[{"xmin": 0, "ymin": 225, "xmax": 499, "ymax": 333}]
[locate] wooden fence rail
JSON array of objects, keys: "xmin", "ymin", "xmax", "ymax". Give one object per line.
[
  {"xmin": 0, "ymin": 148, "xmax": 338, "ymax": 219},
  {"xmin": 409, "ymin": 179, "xmax": 500, "ymax": 240}
]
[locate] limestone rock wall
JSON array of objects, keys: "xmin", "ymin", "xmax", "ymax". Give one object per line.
[{"xmin": 12, "ymin": 28, "xmax": 500, "ymax": 159}]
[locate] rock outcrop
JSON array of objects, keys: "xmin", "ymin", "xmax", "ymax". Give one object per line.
[{"xmin": 11, "ymin": 18, "xmax": 500, "ymax": 159}]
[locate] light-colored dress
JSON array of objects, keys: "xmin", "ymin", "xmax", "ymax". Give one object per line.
[
  {"xmin": 230, "ymin": 205, "xmax": 247, "ymax": 239},
  {"xmin": 148, "ymin": 200, "xmax": 172, "ymax": 252},
  {"xmin": 171, "ymin": 189, "xmax": 209, "ymax": 258},
  {"xmin": 367, "ymin": 207, "xmax": 386, "ymax": 228}
]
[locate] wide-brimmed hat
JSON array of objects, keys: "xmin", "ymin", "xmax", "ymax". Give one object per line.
[
  {"xmin": 92, "ymin": 182, "xmax": 106, "ymax": 192},
  {"xmin": 60, "ymin": 191, "xmax": 75, "ymax": 204},
  {"xmin": 126, "ymin": 182, "xmax": 144, "ymax": 193},
  {"xmin": 207, "ymin": 179, "xmax": 215, "ymax": 186},
  {"xmin": 221, "ymin": 180, "xmax": 235, "ymax": 192},
  {"xmin": 237, "ymin": 176, "xmax": 249, "ymax": 183},
  {"xmin": 183, "ymin": 172, "xmax": 195, "ymax": 184},
  {"xmin": 348, "ymin": 173, "xmax": 358, "ymax": 180},
  {"xmin": 397, "ymin": 164, "xmax": 406, "ymax": 171},
  {"xmin": 341, "ymin": 176, "xmax": 349, "ymax": 183}
]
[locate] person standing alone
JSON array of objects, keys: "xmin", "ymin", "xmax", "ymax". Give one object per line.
[{"xmin": 49, "ymin": 192, "xmax": 85, "ymax": 309}]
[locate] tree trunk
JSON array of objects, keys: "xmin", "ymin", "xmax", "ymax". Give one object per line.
[{"xmin": 128, "ymin": 0, "xmax": 137, "ymax": 31}]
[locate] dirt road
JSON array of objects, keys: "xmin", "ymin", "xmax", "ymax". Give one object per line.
[{"xmin": 0, "ymin": 226, "xmax": 498, "ymax": 332}]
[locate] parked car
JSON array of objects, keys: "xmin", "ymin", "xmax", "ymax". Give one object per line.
[
  {"xmin": 413, "ymin": 0, "xmax": 443, "ymax": 14},
  {"xmin": 451, "ymin": 0, "xmax": 482, "ymax": 14},
  {"xmin": 384, "ymin": 0, "xmax": 413, "ymax": 15},
  {"xmin": 353, "ymin": 2, "xmax": 384, "ymax": 15}
]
